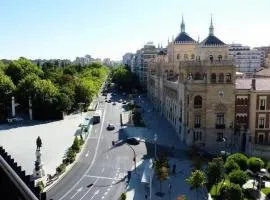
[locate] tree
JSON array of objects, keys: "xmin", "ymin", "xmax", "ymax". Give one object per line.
[
  {"xmin": 224, "ymin": 159, "xmax": 240, "ymax": 174},
  {"xmin": 120, "ymin": 192, "xmax": 126, "ymax": 200},
  {"xmin": 220, "ymin": 183, "xmax": 244, "ymax": 200},
  {"xmin": 228, "ymin": 170, "xmax": 248, "ymax": 187},
  {"xmin": 227, "ymin": 153, "xmax": 248, "ymax": 171},
  {"xmin": 5, "ymin": 57, "xmax": 43, "ymax": 85},
  {"xmin": 248, "ymin": 157, "xmax": 264, "ymax": 174},
  {"xmin": 153, "ymin": 157, "xmax": 169, "ymax": 195},
  {"xmin": 186, "ymin": 170, "xmax": 206, "ymax": 200},
  {"xmin": 207, "ymin": 157, "xmax": 224, "ymax": 194}
]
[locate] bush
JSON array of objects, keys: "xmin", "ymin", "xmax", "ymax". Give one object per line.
[
  {"xmin": 267, "ymin": 161, "xmax": 270, "ymax": 173},
  {"xmin": 72, "ymin": 136, "xmax": 81, "ymax": 153},
  {"xmin": 220, "ymin": 183, "xmax": 244, "ymax": 200},
  {"xmin": 36, "ymin": 181, "xmax": 44, "ymax": 192},
  {"xmin": 224, "ymin": 159, "xmax": 240, "ymax": 174},
  {"xmin": 228, "ymin": 170, "xmax": 249, "ymax": 186},
  {"xmin": 227, "ymin": 153, "xmax": 248, "ymax": 171},
  {"xmin": 56, "ymin": 163, "xmax": 66, "ymax": 174},
  {"xmin": 248, "ymin": 157, "xmax": 264, "ymax": 174},
  {"xmin": 66, "ymin": 148, "xmax": 76, "ymax": 163},
  {"xmin": 120, "ymin": 192, "xmax": 127, "ymax": 200}
]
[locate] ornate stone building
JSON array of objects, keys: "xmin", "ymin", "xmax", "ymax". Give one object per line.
[{"xmin": 148, "ymin": 16, "xmax": 236, "ymax": 153}]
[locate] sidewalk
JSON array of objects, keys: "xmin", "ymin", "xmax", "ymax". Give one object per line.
[{"xmin": 126, "ymin": 158, "xmax": 206, "ymax": 200}]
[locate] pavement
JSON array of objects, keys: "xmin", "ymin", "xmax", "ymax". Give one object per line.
[{"xmin": 0, "ymin": 113, "xmax": 86, "ymax": 175}]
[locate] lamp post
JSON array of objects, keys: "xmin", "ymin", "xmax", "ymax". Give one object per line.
[{"xmin": 154, "ymin": 134, "xmax": 158, "ymax": 160}]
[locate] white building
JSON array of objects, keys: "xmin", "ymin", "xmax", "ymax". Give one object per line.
[
  {"xmin": 74, "ymin": 55, "xmax": 96, "ymax": 65},
  {"xmin": 122, "ymin": 53, "xmax": 133, "ymax": 69},
  {"xmin": 228, "ymin": 44, "xmax": 262, "ymax": 74}
]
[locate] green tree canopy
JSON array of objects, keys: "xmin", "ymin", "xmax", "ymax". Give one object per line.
[
  {"xmin": 224, "ymin": 159, "xmax": 240, "ymax": 174},
  {"xmin": 228, "ymin": 170, "xmax": 248, "ymax": 186},
  {"xmin": 207, "ymin": 157, "xmax": 224, "ymax": 186},
  {"xmin": 220, "ymin": 183, "xmax": 244, "ymax": 200},
  {"xmin": 248, "ymin": 157, "xmax": 264, "ymax": 174},
  {"xmin": 0, "ymin": 73, "xmax": 16, "ymax": 97},
  {"xmin": 227, "ymin": 153, "xmax": 248, "ymax": 171},
  {"xmin": 186, "ymin": 170, "xmax": 206, "ymax": 200},
  {"xmin": 5, "ymin": 58, "xmax": 43, "ymax": 85}
]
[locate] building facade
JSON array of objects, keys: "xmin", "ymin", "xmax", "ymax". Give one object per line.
[
  {"xmin": 122, "ymin": 53, "xmax": 133, "ymax": 69},
  {"xmin": 148, "ymin": 16, "xmax": 270, "ymax": 157},
  {"xmin": 228, "ymin": 44, "xmax": 262, "ymax": 74}
]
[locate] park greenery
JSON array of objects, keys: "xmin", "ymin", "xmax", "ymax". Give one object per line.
[
  {"xmin": 111, "ymin": 65, "xmax": 140, "ymax": 92},
  {"xmin": 186, "ymin": 170, "xmax": 206, "ymax": 200},
  {"xmin": 204, "ymin": 152, "xmax": 270, "ymax": 200},
  {"xmin": 0, "ymin": 58, "xmax": 109, "ymax": 120}
]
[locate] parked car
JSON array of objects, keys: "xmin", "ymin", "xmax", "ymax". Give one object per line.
[
  {"xmin": 107, "ymin": 123, "xmax": 115, "ymax": 130},
  {"xmin": 7, "ymin": 117, "xmax": 23, "ymax": 123},
  {"xmin": 108, "ymin": 99, "xmax": 112, "ymax": 103},
  {"xmin": 112, "ymin": 102, "xmax": 116, "ymax": 105},
  {"xmin": 126, "ymin": 137, "xmax": 140, "ymax": 145},
  {"xmin": 122, "ymin": 100, "xmax": 127, "ymax": 104}
]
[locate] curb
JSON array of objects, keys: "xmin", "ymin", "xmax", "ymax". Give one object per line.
[{"xmin": 43, "ymin": 119, "xmax": 93, "ymax": 192}]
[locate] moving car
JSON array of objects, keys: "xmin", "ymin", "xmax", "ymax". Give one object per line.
[
  {"xmin": 107, "ymin": 123, "xmax": 115, "ymax": 130},
  {"xmin": 122, "ymin": 100, "xmax": 127, "ymax": 104},
  {"xmin": 93, "ymin": 110, "xmax": 102, "ymax": 124},
  {"xmin": 7, "ymin": 117, "xmax": 23, "ymax": 123},
  {"xmin": 112, "ymin": 102, "xmax": 116, "ymax": 105},
  {"xmin": 126, "ymin": 137, "xmax": 140, "ymax": 145}
]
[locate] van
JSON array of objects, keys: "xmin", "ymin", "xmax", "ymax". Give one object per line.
[{"xmin": 93, "ymin": 110, "xmax": 102, "ymax": 124}]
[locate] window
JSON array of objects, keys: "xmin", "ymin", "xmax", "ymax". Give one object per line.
[
  {"xmin": 195, "ymin": 115, "xmax": 201, "ymax": 128},
  {"xmin": 225, "ymin": 73, "xmax": 232, "ymax": 82},
  {"xmin": 258, "ymin": 134, "xmax": 264, "ymax": 144},
  {"xmin": 209, "ymin": 55, "xmax": 214, "ymax": 62},
  {"xmin": 193, "ymin": 131, "xmax": 202, "ymax": 141},
  {"xmin": 184, "ymin": 54, "xmax": 188, "ymax": 60},
  {"xmin": 177, "ymin": 54, "xmax": 180, "ymax": 60},
  {"xmin": 259, "ymin": 116, "xmax": 265, "ymax": 128},
  {"xmin": 187, "ymin": 95, "xmax": 189, "ymax": 106},
  {"xmin": 216, "ymin": 113, "xmax": 225, "ymax": 129},
  {"xmin": 211, "ymin": 73, "xmax": 216, "ymax": 83},
  {"xmin": 194, "ymin": 72, "xmax": 201, "ymax": 80},
  {"xmin": 259, "ymin": 98, "xmax": 266, "ymax": 110},
  {"xmin": 191, "ymin": 54, "xmax": 195, "ymax": 60},
  {"xmin": 194, "ymin": 95, "xmax": 202, "ymax": 108},
  {"xmin": 218, "ymin": 73, "xmax": 224, "ymax": 83},
  {"xmin": 218, "ymin": 55, "xmax": 222, "ymax": 61},
  {"xmin": 187, "ymin": 112, "xmax": 189, "ymax": 127}
]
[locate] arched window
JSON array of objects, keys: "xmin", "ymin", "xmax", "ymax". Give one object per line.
[
  {"xmin": 226, "ymin": 73, "xmax": 232, "ymax": 82},
  {"xmin": 194, "ymin": 72, "xmax": 201, "ymax": 80},
  {"xmin": 209, "ymin": 55, "xmax": 214, "ymax": 62},
  {"xmin": 194, "ymin": 95, "xmax": 202, "ymax": 108},
  {"xmin": 211, "ymin": 73, "xmax": 216, "ymax": 83},
  {"xmin": 244, "ymin": 98, "xmax": 248, "ymax": 105},
  {"xmin": 218, "ymin": 73, "xmax": 224, "ymax": 83},
  {"xmin": 177, "ymin": 54, "xmax": 180, "ymax": 60},
  {"xmin": 191, "ymin": 54, "xmax": 195, "ymax": 60},
  {"xmin": 218, "ymin": 55, "xmax": 222, "ymax": 61}
]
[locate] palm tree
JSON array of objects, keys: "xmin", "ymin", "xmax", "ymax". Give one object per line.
[
  {"xmin": 153, "ymin": 157, "xmax": 169, "ymax": 196},
  {"xmin": 186, "ymin": 170, "xmax": 206, "ymax": 200}
]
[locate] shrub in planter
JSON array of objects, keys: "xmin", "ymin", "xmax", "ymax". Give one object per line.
[
  {"xmin": 120, "ymin": 192, "xmax": 127, "ymax": 200},
  {"xmin": 248, "ymin": 157, "xmax": 264, "ymax": 174},
  {"xmin": 36, "ymin": 181, "xmax": 45, "ymax": 192},
  {"xmin": 224, "ymin": 159, "xmax": 240, "ymax": 174},
  {"xmin": 72, "ymin": 136, "xmax": 81, "ymax": 153},
  {"xmin": 67, "ymin": 148, "xmax": 76, "ymax": 163},
  {"xmin": 227, "ymin": 153, "xmax": 248, "ymax": 171},
  {"xmin": 56, "ymin": 163, "xmax": 66, "ymax": 174}
]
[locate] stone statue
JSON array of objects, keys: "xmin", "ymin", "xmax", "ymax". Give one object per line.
[{"xmin": 36, "ymin": 136, "xmax": 42, "ymax": 151}]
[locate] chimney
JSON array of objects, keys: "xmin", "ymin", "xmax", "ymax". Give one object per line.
[{"xmin": 252, "ymin": 79, "xmax": 256, "ymax": 90}]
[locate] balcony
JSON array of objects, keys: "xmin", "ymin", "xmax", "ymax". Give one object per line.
[
  {"xmin": 194, "ymin": 124, "xmax": 201, "ymax": 128},
  {"xmin": 260, "ymin": 106, "xmax": 265, "ymax": 110},
  {"xmin": 216, "ymin": 124, "xmax": 225, "ymax": 129},
  {"xmin": 259, "ymin": 125, "xmax": 265, "ymax": 129}
]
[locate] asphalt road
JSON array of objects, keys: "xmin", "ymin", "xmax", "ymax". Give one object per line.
[{"xmin": 47, "ymin": 92, "xmax": 147, "ymax": 200}]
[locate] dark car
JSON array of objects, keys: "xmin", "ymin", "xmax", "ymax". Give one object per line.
[
  {"xmin": 107, "ymin": 123, "xmax": 115, "ymax": 130},
  {"xmin": 126, "ymin": 137, "xmax": 140, "ymax": 145},
  {"xmin": 108, "ymin": 99, "xmax": 112, "ymax": 103}
]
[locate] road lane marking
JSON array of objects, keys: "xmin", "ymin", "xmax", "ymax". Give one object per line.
[
  {"xmin": 85, "ymin": 151, "xmax": 89, "ymax": 157},
  {"xmin": 70, "ymin": 187, "xmax": 83, "ymax": 199},
  {"xmin": 59, "ymin": 106, "xmax": 107, "ymax": 200},
  {"xmin": 79, "ymin": 179, "xmax": 98, "ymax": 200},
  {"xmin": 89, "ymin": 190, "xmax": 99, "ymax": 200},
  {"xmin": 84, "ymin": 175, "xmax": 121, "ymax": 180}
]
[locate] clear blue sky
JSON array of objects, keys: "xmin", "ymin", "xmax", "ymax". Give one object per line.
[{"xmin": 0, "ymin": 0, "xmax": 269, "ymax": 61}]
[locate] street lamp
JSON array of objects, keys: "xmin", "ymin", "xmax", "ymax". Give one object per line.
[{"xmin": 154, "ymin": 134, "xmax": 158, "ymax": 159}]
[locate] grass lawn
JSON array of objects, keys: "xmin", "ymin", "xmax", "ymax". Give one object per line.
[
  {"xmin": 261, "ymin": 187, "xmax": 270, "ymax": 196},
  {"xmin": 210, "ymin": 179, "xmax": 230, "ymax": 197}
]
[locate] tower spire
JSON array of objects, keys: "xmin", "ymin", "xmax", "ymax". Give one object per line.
[
  {"xmin": 209, "ymin": 14, "xmax": 214, "ymax": 36},
  {"xmin": 181, "ymin": 13, "xmax": 185, "ymax": 33}
]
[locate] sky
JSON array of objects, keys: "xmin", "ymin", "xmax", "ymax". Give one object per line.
[{"xmin": 0, "ymin": 0, "xmax": 269, "ymax": 61}]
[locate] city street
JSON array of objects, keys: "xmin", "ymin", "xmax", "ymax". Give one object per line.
[{"xmin": 47, "ymin": 92, "xmax": 148, "ymax": 200}]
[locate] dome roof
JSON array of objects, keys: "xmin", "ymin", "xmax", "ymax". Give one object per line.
[
  {"xmin": 200, "ymin": 35, "xmax": 225, "ymax": 46},
  {"xmin": 174, "ymin": 32, "xmax": 196, "ymax": 43}
]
